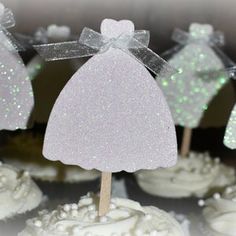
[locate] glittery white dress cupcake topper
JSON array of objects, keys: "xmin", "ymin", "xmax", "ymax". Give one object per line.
[
  {"xmin": 35, "ymin": 19, "xmax": 177, "ymax": 172},
  {"xmin": 158, "ymin": 23, "xmax": 230, "ymax": 128},
  {"xmin": 0, "ymin": 3, "xmax": 34, "ymax": 130},
  {"xmin": 224, "ymin": 105, "xmax": 236, "ymax": 149}
]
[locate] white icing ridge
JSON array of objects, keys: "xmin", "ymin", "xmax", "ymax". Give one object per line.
[
  {"xmin": 0, "ymin": 162, "xmax": 42, "ymax": 220},
  {"xmin": 19, "ymin": 193, "xmax": 185, "ymax": 236},
  {"xmin": 135, "ymin": 152, "xmax": 235, "ymax": 198},
  {"xmin": 2, "ymin": 134, "xmax": 100, "ymax": 182},
  {"xmin": 169, "ymin": 212, "xmax": 191, "ymax": 236},
  {"xmin": 201, "ymin": 185, "xmax": 236, "ymax": 236}
]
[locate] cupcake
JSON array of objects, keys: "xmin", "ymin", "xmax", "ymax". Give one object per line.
[
  {"xmin": 1, "ymin": 133, "xmax": 99, "ymax": 182},
  {"xmin": 0, "ymin": 162, "xmax": 42, "ymax": 220},
  {"xmin": 199, "ymin": 185, "xmax": 236, "ymax": 236},
  {"xmin": 19, "ymin": 192, "xmax": 185, "ymax": 236},
  {"xmin": 135, "ymin": 152, "xmax": 235, "ymax": 198}
]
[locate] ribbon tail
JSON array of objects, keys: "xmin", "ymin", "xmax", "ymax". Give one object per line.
[
  {"xmin": 34, "ymin": 41, "xmax": 98, "ymax": 61},
  {"xmin": 125, "ymin": 46, "xmax": 178, "ymax": 77},
  {"xmin": 0, "ymin": 28, "xmax": 25, "ymax": 52},
  {"xmin": 171, "ymin": 28, "xmax": 189, "ymax": 45},
  {"xmin": 161, "ymin": 44, "xmax": 183, "ymax": 60},
  {"xmin": 14, "ymin": 33, "xmax": 37, "ymax": 49},
  {"xmin": 213, "ymin": 46, "xmax": 235, "ymax": 67}
]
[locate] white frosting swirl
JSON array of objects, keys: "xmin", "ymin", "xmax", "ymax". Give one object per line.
[
  {"xmin": 2, "ymin": 134, "xmax": 100, "ymax": 182},
  {"xmin": 19, "ymin": 193, "xmax": 185, "ymax": 236},
  {"xmin": 135, "ymin": 152, "xmax": 235, "ymax": 198},
  {"xmin": 201, "ymin": 185, "xmax": 236, "ymax": 236},
  {"xmin": 0, "ymin": 162, "xmax": 42, "ymax": 220}
]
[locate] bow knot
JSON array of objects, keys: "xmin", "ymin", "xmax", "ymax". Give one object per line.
[{"xmin": 79, "ymin": 28, "xmax": 150, "ymax": 52}]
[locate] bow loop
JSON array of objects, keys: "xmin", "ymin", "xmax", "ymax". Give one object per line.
[
  {"xmin": 133, "ymin": 30, "xmax": 150, "ymax": 47},
  {"xmin": 79, "ymin": 27, "xmax": 106, "ymax": 50}
]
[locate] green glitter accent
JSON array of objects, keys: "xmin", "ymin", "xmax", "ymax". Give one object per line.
[
  {"xmin": 219, "ymin": 77, "xmax": 226, "ymax": 84},
  {"xmin": 36, "ymin": 64, "xmax": 42, "ymax": 70},
  {"xmin": 162, "ymin": 80, "xmax": 168, "ymax": 86},
  {"xmin": 224, "ymin": 105, "xmax": 236, "ymax": 149}
]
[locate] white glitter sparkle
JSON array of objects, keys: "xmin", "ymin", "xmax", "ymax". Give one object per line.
[{"xmin": 224, "ymin": 104, "xmax": 236, "ymax": 149}]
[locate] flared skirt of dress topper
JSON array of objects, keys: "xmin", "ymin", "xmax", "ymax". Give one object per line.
[{"xmin": 43, "ymin": 48, "xmax": 177, "ymax": 172}]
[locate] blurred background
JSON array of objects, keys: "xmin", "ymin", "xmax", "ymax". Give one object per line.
[
  {"xmin": 1, "ymin": 0, "xmax": 236, "ymax": 161},
  {"xmin": 3, "ymin": 0, "xmax": 236, "ymax": 56},
  {"xmin": 0, "ymin": 1, "xmax": 236, "ymax": 235}
]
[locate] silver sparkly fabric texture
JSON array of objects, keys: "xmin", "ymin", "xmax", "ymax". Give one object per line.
[
  {"xmin": 224, "ymin": 105, "xmax": 236, "ymax": 149},
  {"xmin": 43, "ymin": 19, "xmax": 177, "ymax": 173},
  {"xmin": 0, "ymin": 31, "xmax": 34, "ymax": 130},
  {"xmin": 157, "ymin": 24, "xmax": 229, "ymax": 128}
]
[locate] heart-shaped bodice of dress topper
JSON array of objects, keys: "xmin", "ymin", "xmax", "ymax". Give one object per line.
[
  {"xmin": 0, "ymin": 31, "xmax": 34, "ymax": 130},
  {"xmin": 43, "ymin": 19, "xmax": 177, "ymax": 173},
  {"xmin": 100, "ymin": 19, "xmax": 135, "ymax": 39},
  {"xmin": 157, "ymin": 23, "xmax": 229, "ymax": 128},
  {"xmin": 189, "ymin": 23, "xmax": 213, "ymax": 41}
]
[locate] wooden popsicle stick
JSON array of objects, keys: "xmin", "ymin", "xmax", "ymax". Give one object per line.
[
  {"xmin": 180, "ymin": 127, "xmax": 192, "ymax": 157},
  {"xmin": 99, "ymin": 172, "xmax": 112, "ymax": 216}
]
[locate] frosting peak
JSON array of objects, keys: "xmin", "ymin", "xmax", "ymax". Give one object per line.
[
  {"xmin": 0, "ymin": 163, "xmax": 42, "ymax": 220},
  {"xmin": 201, "ymin": 185, "xmax": 236, "ymax": 236}
]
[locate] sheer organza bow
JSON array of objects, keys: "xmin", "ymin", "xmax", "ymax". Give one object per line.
[{"xmin": 34, "ymin": 27, "xmax": 177, "ymax": 77}]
